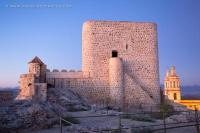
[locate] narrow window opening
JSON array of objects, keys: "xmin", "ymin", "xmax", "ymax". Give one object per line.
[
  {"xmin": 174, "ymin": 93, "xmax": 177, "ymax": 100},
  {"xmin": 126, "ymin": 44, "xmax": 128, "ymax": 50},
  {"xmin": 112, "ymin": 50, "xmax": 118, "ymax": 57},
  {"xmin": 173, "ymin": 81, "xmax": 176, "ymax": 88}
]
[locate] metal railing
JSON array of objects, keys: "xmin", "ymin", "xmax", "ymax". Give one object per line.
[{"xmin": 60, "ymin": 107, "xmax": 200, "ymax": 133}]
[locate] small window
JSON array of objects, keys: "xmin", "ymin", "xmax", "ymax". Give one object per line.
[
  {"xmin": 174, "ymin": 93, "xmax": 177, "ymax": 100},
  {"xmin": 112, "ymin": 50, "xmax": 118, "ymax": 57},
  {"xmin": 173, "ymin": 81, "xmax": 176, "ymax": 88},
  {"xmin": 126, "ymin": 44, "xmax": 128, "ymax": 50}
]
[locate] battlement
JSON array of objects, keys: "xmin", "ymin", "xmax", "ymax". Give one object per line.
[{"xmin": 46, "ymin": 71, "xmax": 83, "ymax": 79}]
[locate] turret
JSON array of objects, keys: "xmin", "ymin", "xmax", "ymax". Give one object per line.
[
  {"xmin": 170, "ymin": 65, "xmax": 176, "ymax": 76},
  {"xmin": 28, "ymin": 56, "xmax": 47, "ymax": 82},
  {"xmin": 166, "ymin": 69, "xmax": 170, "ymax": 78},
  {"xmin": 17, "ymin": 56, "xmax": 47, "ymax": 102},
  {"xmin": 109, "ymin": 54, "xmax": 124, "ymax": 109}
]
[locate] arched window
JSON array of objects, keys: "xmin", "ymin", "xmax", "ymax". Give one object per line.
[
  {"xmin": 174, "ymin": 93, "xmax": 177, "ymax": 100},
  {"xmin": 112, "ymin": 50, "xmax": 118, "ymax": 57},
  {"xmin": 173, "ymin": 81, "xmax": 176, "ymax": 88}
]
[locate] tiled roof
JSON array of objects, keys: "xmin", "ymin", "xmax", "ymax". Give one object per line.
[{"xmin": 28, "ymin": 56, "xmax": 44, "ymax": 64}]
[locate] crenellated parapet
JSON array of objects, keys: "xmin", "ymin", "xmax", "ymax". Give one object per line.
[{"xmin": 46, "ymin": 70, "xmax": 83, "ymax": 79}]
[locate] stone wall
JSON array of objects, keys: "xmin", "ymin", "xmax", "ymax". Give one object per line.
[
  {"xmin": 28, "ymin": 63, "xmax": 46, "ymax": 83},
  {"xmin": 82, "ymin": 20, "xmax": 160, "ymax": 106},
  {"xmin": 18, "ymin": 74, "xmax": 47, "ymax": 101},
  {"xmin": 46, "ymin": 77, "xmax": 110, "ymax": 103},
  {"xmin": 17, "ymin": 74, "xmax": 36, "ymax": 99},
  {"xmin": 33, "ymin": 83, "xmax": 47, "ymax": 102},
  {"xmin": 19, "ymin": 20, "xmax": 161, "ymax": 108},
  {"xmin": 109, "ymin": 57, "xmax": 124, "ymax": 106},
  {"xmin": 46, "ymin": 71, "xmax": 83, "ymax": 79}
]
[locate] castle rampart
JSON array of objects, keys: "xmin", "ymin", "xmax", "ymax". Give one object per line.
[
  {"xmin": 46, "ymin": 71, "xmax": 83, "ymax": 79},
  {"xmin": 18, "ymin": 20, "xmax": 161, "ymax": 110}
]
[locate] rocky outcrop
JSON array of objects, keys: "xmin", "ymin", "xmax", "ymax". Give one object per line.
[{"xmin": 0, "ymin": 88, "xmax": 90, "ymax": 133}]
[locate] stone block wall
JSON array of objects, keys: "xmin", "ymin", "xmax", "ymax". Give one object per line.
[
  {"xmin": 19, "ymin": 20, "xmax": 161, "ymax": 109},
  {"xmin": 109, "ymin": 57, "xmax": 124, "ymax": 106},
  {"xmin": 46, "ymin": 71, "xmax": 83, "ymax": 79},
  {"xmin": 82, "ymin": 20, "xmax": 160, "ymax": 106},
  {"xmin": 46, "ymin": 76, "xmax": 110, "ymax": 103},
  {"xmin": 18, "ymin": 74, "xmax": 47, "ymax": 101},
  {"xmin": 33, "ymin": 83, "xmax": 47, "ymax": 102},
  {"xmin": 17, "ymin": 74, "xmax": 36, "ymax": 100}
]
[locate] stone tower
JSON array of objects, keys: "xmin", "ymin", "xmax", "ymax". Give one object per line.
[
  {"xmin": 28, "ymin": 56, "xmax": 47, "ymax": 83},
  {"xmin": 17, "ymin": 56, "xmax": 47, "ymax": 101},
  {"xmin": 164, "ymin": 66, "xmax": 181, "ymax": 102},
  {"xmin": 19, "ymin": 20, "xmax": 161, "ymax": 110},
  {"xmin": 82, "ymin": 20, "xmax": 161, "ymax": 108},
  {"xmin": 109, "ymin": 56, "xmax": 124, "ymax": 107}
]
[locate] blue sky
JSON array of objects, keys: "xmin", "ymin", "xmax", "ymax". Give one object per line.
[{"xmin": 0, "ymin": 0, "xmax": 200, "ymax": 87}]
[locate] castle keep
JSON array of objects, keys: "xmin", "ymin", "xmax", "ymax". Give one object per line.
[{"xmin": 18, "ymin": 20, "xmax": 161, "ymax": 109}]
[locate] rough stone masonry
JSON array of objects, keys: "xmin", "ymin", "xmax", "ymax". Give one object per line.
[{"xmin": 18, "ymin": 20, "xmax": 161, "ymax": 110}]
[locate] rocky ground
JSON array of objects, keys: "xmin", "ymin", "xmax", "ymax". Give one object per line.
[
  {"xmin": 0, "ymin": 88, "xmax": 90, "ymax": 133},
  {"xmin": 0, "ymin": 88, "xmax": 198, "ymax": 133},
  {"xmin": 29, "ymin": 110, "xmax": 197, "ymax": 133}
]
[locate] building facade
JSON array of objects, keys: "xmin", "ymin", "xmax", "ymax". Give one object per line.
[
  {"xmin": 164, "ymin": 66, "xmax": 181, "ymax": 102},
  {"xmin": 164, "ymin": 66, "xmax": 200, "ymax": 110},
  {"xmin": 18, "ymin": 20, "xmax": 161, "ymax": 109}
]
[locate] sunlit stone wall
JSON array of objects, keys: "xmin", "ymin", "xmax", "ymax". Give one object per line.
[
  {"xmin": 20, "ymin": 20, "xmax": 160, "ymax": 108},
  {"xmin": 82, "ymin": 20, "xmax": 160, "ymax": 106}
]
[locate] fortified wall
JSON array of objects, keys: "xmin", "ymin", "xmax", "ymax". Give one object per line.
[{"xmin": 18, "ymin": 20, "xmax": 161, "ymax": 109}]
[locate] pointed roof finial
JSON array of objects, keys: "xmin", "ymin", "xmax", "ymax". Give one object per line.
[
  {"xmin": 166, "ymin": 69, "xmax": 170, "ymax": 77},
  {"xmin": 171, "ymin": 65, "xmax": 176, "ymax": 76},
  {"xmin": 28, "ymin": 56, "xmax": 44, "ymax": 64}
]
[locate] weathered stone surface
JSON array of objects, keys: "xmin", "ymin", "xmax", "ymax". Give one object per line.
[
  {"xmin": 0, "ymin": 88, "xmax": 90, "ymax": 132},
  {"xmin": 19, "ymin": 20, "xmax": 161, "ymax": 110}
]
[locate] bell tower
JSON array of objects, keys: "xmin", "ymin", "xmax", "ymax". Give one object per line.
[{"xmin": 164, "ymin": 66, "xmax": 181, "ymax": 102}]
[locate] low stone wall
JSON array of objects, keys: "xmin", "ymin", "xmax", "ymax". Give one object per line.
[{"xmin": 47, "ymin": 78, "xmax": 110, "ymax": 104}]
